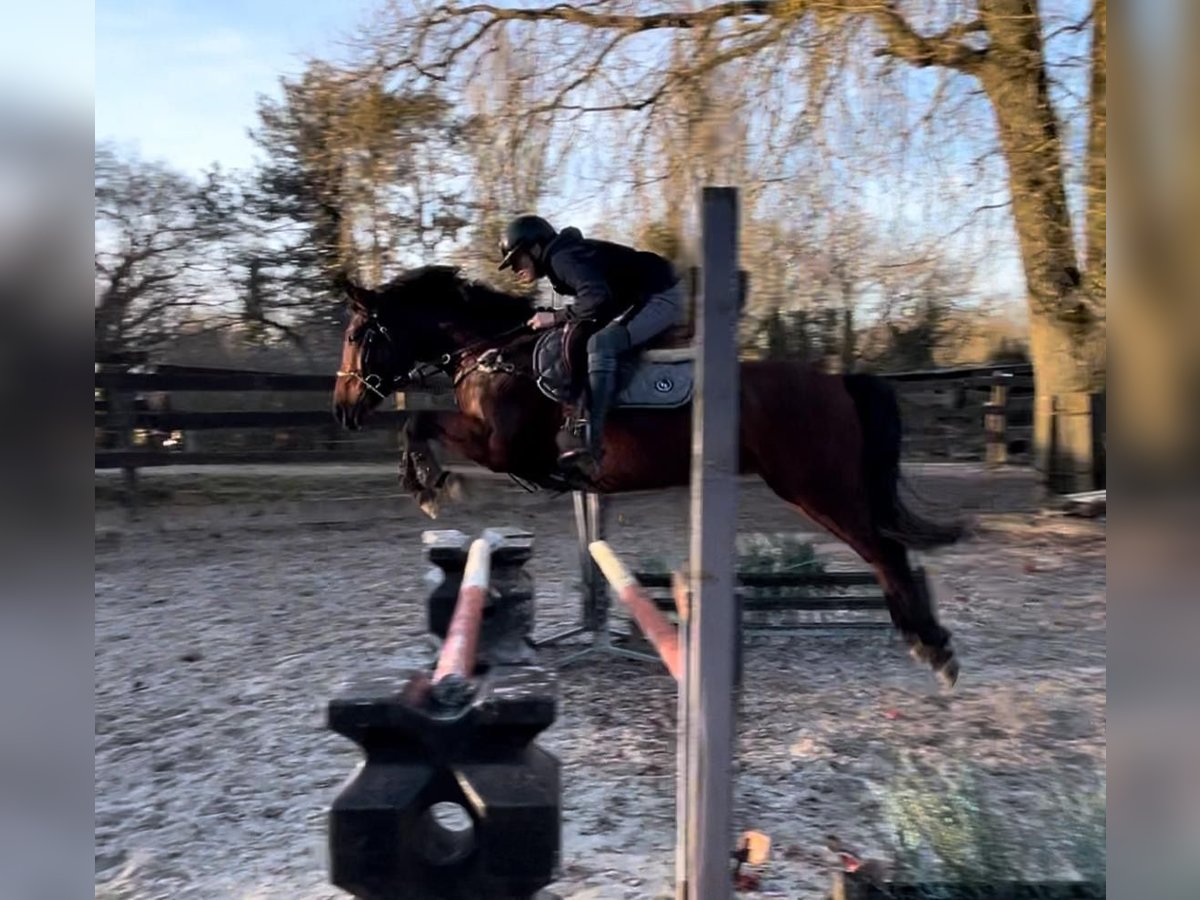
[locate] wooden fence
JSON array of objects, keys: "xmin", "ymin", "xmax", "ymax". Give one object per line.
[
  {"xmin": 889, "ymin": 364, "xmax": 1034, "ymax": 462},
  {"xmin": 95, "ymin": 361, "xmax": 1034, "ymax": 479}
]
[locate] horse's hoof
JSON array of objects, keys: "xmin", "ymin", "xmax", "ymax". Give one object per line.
[
  {"xmin": 909, "ymin": 643, "xmax": 958, "ymax": 689},
  {"xmin": 418, "ymin": 490, "xmax": 440, "ymax": 519},
  {"xmin": 936, "ymin": 657, "xmax": 960, "ymax": 690}
]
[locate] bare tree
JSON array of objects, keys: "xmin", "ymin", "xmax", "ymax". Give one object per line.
[
  {"xmin": 94, "ymin": 146, "xmax": 233, "ymax": 361},
  {"xmin": 366, "ymin": 0, "xmax": 1105, "ymax": 483},
  {"xmin": 455, "ymin": 30, "xmax": 555, "ymax": 288}
]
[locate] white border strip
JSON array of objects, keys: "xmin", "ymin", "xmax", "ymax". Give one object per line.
[
  {"xmin": 588, "ymin": 540, "xmax": 637, "ymax": 592},
  {"xmin": 462, "ymin": 538, "xmax": 491, "ymax": 591}
]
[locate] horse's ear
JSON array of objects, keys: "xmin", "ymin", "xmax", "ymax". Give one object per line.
[
  {"xmin": 333, "ymin": 271, "xmax": 377, "ymax": 312},
  {"xmin": 347, "ymin": 283, "xmax": 378, "ymax": 312}
]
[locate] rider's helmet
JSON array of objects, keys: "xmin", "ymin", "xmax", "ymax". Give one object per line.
[{"xmin": 498, "ymin": 214, "xmax": 557, "ymax": 272}]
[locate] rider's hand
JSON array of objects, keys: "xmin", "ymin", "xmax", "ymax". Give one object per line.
[{"xmin": 528, "ymin": 311, "xmax": 558, "ymax": 330}]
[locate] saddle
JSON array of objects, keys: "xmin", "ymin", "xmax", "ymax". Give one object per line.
[{"xmin": 532, "ymin": 319, "xmax": 695, "ymax": 409}]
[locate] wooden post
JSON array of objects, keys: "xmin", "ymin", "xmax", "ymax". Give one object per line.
[
  {"xmin": 684, "ymin": 187, "xmax": 741, "ymax": 900},
  {"xmin": 104, "ymin": 376, "xmax": 140, "ymax": 514},
  {"xmin": 574, "ymin": 491, "xmax": 609, "ymax": 634},
  {"xmin": 1036, "ymin": 388, "xmax": 1102, "ymax": 494},
  {"xmin": 984, "ymin": 371, "xmax": 1011, "ymax": 467}
]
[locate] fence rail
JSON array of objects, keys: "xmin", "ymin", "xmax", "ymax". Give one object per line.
[
  {"xmin": 96, "ymin": 449, "xmax": 404, "ymax": 468},
  {"xmin": 95, "ymin": 361, "xmax": 1035, "ymax": 478},
  {"xmin": 94, "ymin": 408, "xmax": 415, "ymax": 431},
  {"xmin": 885, "ymin": 362, "xmax": 1031, "ymax": 383}
]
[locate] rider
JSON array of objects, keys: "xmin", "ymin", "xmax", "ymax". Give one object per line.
[{"xmin": 498, "ymin": 214, "xmax": 683, "ymax": 475}]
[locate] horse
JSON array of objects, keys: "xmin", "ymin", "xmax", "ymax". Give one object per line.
[{"xmin": 332, "ymin": 265, "xmax": 965, "ymax": 686}]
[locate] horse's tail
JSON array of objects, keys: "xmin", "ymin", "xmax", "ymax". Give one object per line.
[{"xmin": 842, "ymin": 372, "xmax": 967, "ymax": 549}]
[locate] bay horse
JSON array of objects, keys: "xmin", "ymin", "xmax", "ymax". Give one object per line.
[{"xmin": 332, "ymin": 265, "xmax": 964, "ymax": 686}]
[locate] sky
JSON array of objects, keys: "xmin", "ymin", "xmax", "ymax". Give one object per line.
[
  {"xmin": 96, "ymin": 0, "xmax": 373, "ymax": 174},
  {"xmin": 89, "ymin": 0, "xmax": 1109, "ymax": 316},
  {"xmin": 93, "ymin": 0, "xmax": 615, "ymax": 245}
]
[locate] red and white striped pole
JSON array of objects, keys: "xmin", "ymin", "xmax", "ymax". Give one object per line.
[
  {"xmin": 432, "ymin": 537, "xmax": 491, "ymax": 706},
  {"xmin": 588, "ymin": 540, "xmax": 683, "ymax": 683}
]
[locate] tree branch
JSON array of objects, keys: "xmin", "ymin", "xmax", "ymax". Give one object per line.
[
  {"xmin": 448, "ymin": 1, "xmax": 775, "ymax": 32},
  {"xmin": 531, "ymin": 30, "xmax": 632, "ymax": 113},
  {"xmin": 870, "ymin": 5, "xmax": 987, "ymax": 72},
  {"xmin": 398, "ymin": 1, "xmax": 992, "ymax": 116}
]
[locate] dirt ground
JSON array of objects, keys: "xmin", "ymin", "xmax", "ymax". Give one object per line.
[{"xmin": 94, "ymin": 463, "xmax": 1106, "ymax": 899}]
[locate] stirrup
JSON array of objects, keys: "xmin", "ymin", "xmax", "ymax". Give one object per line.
[
  {"xmin": 558, "ymin": 443, "xmax": 603, "ymax": 475},
  {"xmin": 557, "ymin": 445, "xmax": 593, "ymax": 463}
]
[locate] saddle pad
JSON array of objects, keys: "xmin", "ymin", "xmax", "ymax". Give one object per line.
[
  {"xmin": 532, "ymin": 329, "xmax": 693, "ymax": 408},
  {"xmin": 614, "ymin": 360, "xmax": 693, "ymax": 408}
]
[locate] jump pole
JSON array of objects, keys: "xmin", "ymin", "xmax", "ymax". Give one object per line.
[
  {"xmin": 589, "ymin": 541, "xmax": 684, "ymax": 681},
  {"xmin": 588, "ymin": 541, "xmax": 692, "ymax": 893},
  {"xmin": 430, "ymin": 536, "xmax": 491, "ymax": 706}
]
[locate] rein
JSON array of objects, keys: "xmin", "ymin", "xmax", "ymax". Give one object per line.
[
  {"xmin": 448, "ymin": 322, "xmax": 533, "ymax": 367},
  {"xmin": 444, "ymin": 323, "xmax": 536, "ymax": 386}
]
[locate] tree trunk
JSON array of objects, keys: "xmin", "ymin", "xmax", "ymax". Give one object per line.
[
  {"xmin": 978, "ymin": 0, "xmax": 1105, "ymax": 491},
  {"xmin": 1025, "ymin": 316, "xmax": 1104, "ymax": 491},
  {"xmin": 1086, "ymin": 0, "xmax": 1107, "ymax": 304}
]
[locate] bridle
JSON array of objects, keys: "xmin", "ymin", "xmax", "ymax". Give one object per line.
[
  {"xmin": 337, "ymin": 313, "xmax": 412, "ymax": 401},
  {"xmin": 338, "ymin": 311, "xmax": 533, "ymax": 400}
]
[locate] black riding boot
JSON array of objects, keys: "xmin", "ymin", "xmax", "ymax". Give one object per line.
[{"xmin": 559, "ymin": 366, "xmax": 617, "ymax": 476}]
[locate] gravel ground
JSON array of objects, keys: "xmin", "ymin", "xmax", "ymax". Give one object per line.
[{"xmin": 95, "ymin": 464, "xmax": 1106, "ymax": 899}]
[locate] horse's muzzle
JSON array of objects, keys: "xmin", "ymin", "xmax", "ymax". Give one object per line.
[{"xmin": 333, "ymin": 399, "xmax": 363, "ymax": 431}]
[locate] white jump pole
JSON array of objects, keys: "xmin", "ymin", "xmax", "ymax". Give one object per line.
[{"xmin": 683, "ymin": 186, "xmax": 741, "ymax": 900}]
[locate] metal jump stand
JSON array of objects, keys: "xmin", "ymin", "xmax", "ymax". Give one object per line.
[
  {"xmin": 530, "ymin": 264, "xmax": 750, "ymax": 672},
  {"xmin": 530, "ymin": 489, "xmax": 661, "ymax": 668}
]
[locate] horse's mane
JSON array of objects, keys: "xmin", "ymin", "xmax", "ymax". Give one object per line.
[{"xmin": 375, "ymin": 265, "xmax": 534, "ymax": 324}]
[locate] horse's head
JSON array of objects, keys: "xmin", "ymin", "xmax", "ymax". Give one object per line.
[
  {"xmin": 333, "ymin": 287, "xmax": 410, "ymax": 430},
  {"xmin": 332, "ymin": 265, "xmax": 533, "ymax": 429}
]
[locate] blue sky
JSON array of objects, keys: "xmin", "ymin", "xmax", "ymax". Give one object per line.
[{"xmin": 96, "ymin": 0, "xmax": 373, "ymax": 173}]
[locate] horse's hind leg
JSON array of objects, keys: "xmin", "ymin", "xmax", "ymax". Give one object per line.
[
  {"xmin": 755, "ymin": 459, "xmax": 958, "ymax": 687},
  {"xmin": 871, "ymin": 538, "xmax": 958, "ymax": 687}
]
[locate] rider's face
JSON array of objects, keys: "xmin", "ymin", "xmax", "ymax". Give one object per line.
[{"xmin": 513, "ymin": 250, "xmax": 538, "ymax": 284}]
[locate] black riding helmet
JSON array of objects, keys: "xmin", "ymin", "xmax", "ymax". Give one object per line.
[{"xmin": 498, "ymin": 214, "xmax": 557, "ymax": 272}]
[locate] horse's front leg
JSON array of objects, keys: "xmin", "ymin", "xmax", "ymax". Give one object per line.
[
  {"xmin": 397, "ymin": 416, "xmax": 426, "ymax": 497},
  {"xmin": 411, "ymin": 440, "xmax": 461, "ymax": 519},
  {"xmin": 401, "ymin": 411, "xmax": 469, "ymax": 518}
]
